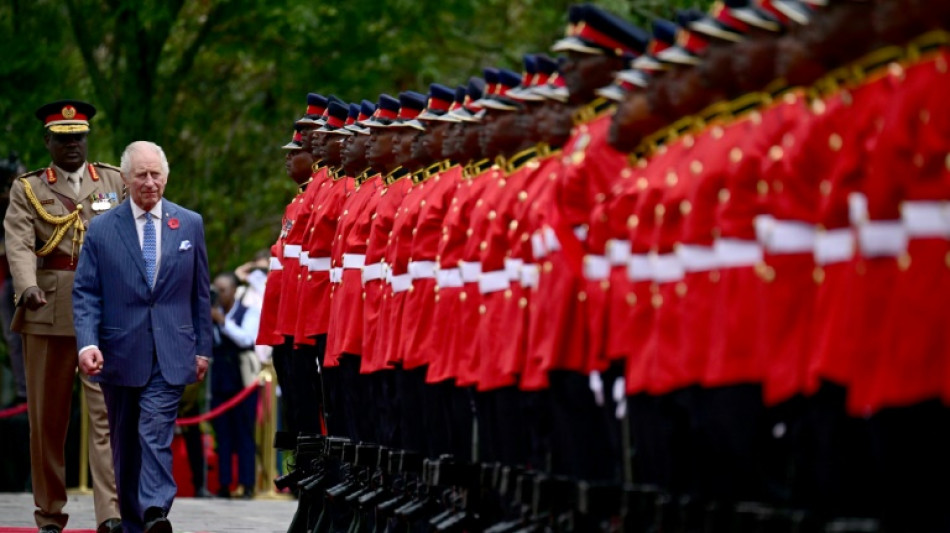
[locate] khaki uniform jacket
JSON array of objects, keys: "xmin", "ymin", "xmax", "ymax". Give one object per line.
[{"xmin": 4, "ymin": 163, "xmax": 126, "ymax": 336}]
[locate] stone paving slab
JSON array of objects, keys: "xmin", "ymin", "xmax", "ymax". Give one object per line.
[{"xmin": 0, "ymin": 492, "xmax": 297, "ymax": 532}]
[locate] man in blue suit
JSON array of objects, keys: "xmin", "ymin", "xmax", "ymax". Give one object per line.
[{"xmin": 73, "ymin": 140, "xmax": 212, "ymax": 533}]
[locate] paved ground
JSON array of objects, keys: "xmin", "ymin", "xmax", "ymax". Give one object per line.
[{"xmin": 0, "ymin": 491, "xmax": 297, "ymax": 532}]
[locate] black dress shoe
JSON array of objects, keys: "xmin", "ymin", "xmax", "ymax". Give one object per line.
[
  {"xmin": 97, "ymin": 517, "xmax": 122, "ymax": 533},
  {"xmin": 144, "ymin": 516, "xmax": 172, "ymax": 533},
  {"xmin": 38, "ymin": 526, "xmax": 62, "ymax": 533}
]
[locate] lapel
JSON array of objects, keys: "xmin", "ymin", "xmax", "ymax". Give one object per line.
[
  {"xmin": 115, "ymin": 200, "xmax": 150, "ymax": 286},
  {"xmin": 156, "ymin": 201, "xmax": 179, "ymax": 287},
  {"xmin": 77, "ymin": 165, "xmax": 98, "ymax": 202}
]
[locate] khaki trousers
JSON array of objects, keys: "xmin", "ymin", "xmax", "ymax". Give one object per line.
[{"xmin": 23, "ymin": 333, "xmax": 119, "ymax": 529}]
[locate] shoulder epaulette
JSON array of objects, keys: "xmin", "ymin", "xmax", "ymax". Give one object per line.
[
  {"xmin": 729, "ymin": 92, "xmax": 771, "ymax": 119},
  {"xmin": 908, "ymin": 29, "xmax": 950, "ymax": 59},
  {"xmin": 852, "ymin": 45, "xmax": 906, "ymax": 82},
  {"xmin": 91, "ymin": 162, "xmax": 120, "ymax": 172},
  {"xmin": 15, "ymin": 168, "xmax": 45, "ymax": 181}
]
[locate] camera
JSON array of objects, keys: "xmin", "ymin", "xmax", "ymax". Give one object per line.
[{"xmin": 209, "ymin": 285, "xmax": 219, "ymax": 307}]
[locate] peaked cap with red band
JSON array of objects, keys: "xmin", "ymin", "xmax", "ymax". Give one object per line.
[{"xmin": 36, "ymin": 100, "xmax": 96, "ymax": 134}]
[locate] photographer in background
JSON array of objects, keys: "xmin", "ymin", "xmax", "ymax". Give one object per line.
[
  {"xmin": 0, "ymin": 152, "xmax": 26, "ymax": 408},
  {"xmin": 210, "ymin": 271, "xmax": 261, "ymax": 498}
]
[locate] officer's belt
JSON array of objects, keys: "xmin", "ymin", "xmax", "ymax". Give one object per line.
[{"xmin": 37, "ymin": 253, "xmax": 78, "ymax": 271}]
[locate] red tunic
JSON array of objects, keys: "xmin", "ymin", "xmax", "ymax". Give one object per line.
[
  {"xmin": 807, "ymin": 51, "xmax": 902, "ymax": 398},
  {"xmin": 430, "ymin": 163, "xmax": 494, "ymax": 385},
  {"xmin": 360, "ymin": 171, "xmax": 411, "ymax": 374},
  {"xmin": 326, "ymin": 174, "xmax": 381, "ymax": 365},
  {"xmin": 478, "ymin": 150, "xmax": 543, "ymax": 391},
  {"xmin": 297, "ymin": 172, "xmax": 354, "ymax": 342},
  {"xmin": 402, "ymin": 165, "xmax": 461, "ymax": 373},
  {"xmin": 276, "ymin": 171, "xmax": 325, "ymax": 340},
  {"xmin": 859, "ymin": 39, "xmax": 950, "ymax": 412},
  {"xmin": 455, "ymin": 165, "xmax": 503, "ymax": 387},
  {"xmin": 383, "ymin": 173, "xmax": 427, "ymax": 368}
]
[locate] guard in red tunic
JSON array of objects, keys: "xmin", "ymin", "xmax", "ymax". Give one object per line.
[
  {"xmin": 535, "ymin": 3, "xmax": 648, "ymax": 482},
  {"xmin": 360, "ymin": 93, "xmax": 412, "ymax": 447},
  {"xmin": 324, "ymin": 101, "xmax": 382, "ymax": 442}
]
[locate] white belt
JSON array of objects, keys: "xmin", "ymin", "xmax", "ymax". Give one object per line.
[
  {"xmin": 343, "ymin": 253, "xmax": 367, "ymax": 269},
  {"xmin": 362, "ymin": 262, "xmax": 385, "ymax": 284},
  {"xmin": 754, "ymin": 215, "xmax": 775, "ymax": 245},
  {"xmin": 409, "ymin": 261, "xmax": 437, "ymax": 279},
  {"xmin": 521, "ymin": 264, "xmax": 540, "ymax": 288},
  {"xmin": 764, "ymin": 220, "xmax": 817, "ymax": 254},
  {"xmin": 532, "ymin": 233, "xmax": 548, "ymax": 259},
  {"xmin": 651, "ymin": 253, "xmax": 685, "ymax": 283},
  {"xmin": 849, "ymin": 192, "xmax": 869, "ymax": 226},
  {"xmin": 300, "ymin": 251, "xmax": 310, "ymax": 264},
  {"xmin": 308, "ymin": 257, "xmax": 332, "ymax": 272},
  {"xmin": 573, "ymin": 225, "xmax": 588, "ymax": 242},
  {"xmin": 627, "ymin": 254, "xmax": 653, "ymax": 282},
  {"xmin": 607, "ymin": 239, "xmax": 631, "ymax": 266},
  {"xmin": 902, "ymin": 201, "xmax": 950, "ymax": 237},
  {"xmin": 543, "ymin": 227, "xmax": 561, "ymax": 252},
  {"xmin": 460, "ymin": 261, "xmax": 482, "ymax": 283},
  {"xmin": 269, "ymin": 257, "xmax": 283, "ymax": 271},
  {"xmin": 283, "ymin": 244, "xmax": 302, "ymax": 259},
  {"xmin": 479, "ymin": 270, "xmax": 510, "ymax": 294},
  {"xmin": 330, "ymin": 267, "xmax": 343, "ymax": 283},
  {"xmin": 436, "ymin": 268, "xmax": 464, "ymax": 288},
  {"xmin": 504, "ymin": 258, "xmax": 523, "ymax": 281},
  {"xmin": 814, "ymin": 229, "xmax": 855, "ymax": 265},
  {"xmin": 391, "ymin": 273, "xmax": 412, "ymax": 293},
  {"xmin": 583, "ymin": 254, "xmax": 610, "ymax": 281},
  {"xmin": 715, "ymin": 239, "xmax": 764, "ymax": 268},
  {"xmin": 858, "ymin": 221, "xmax": 907, "ymax": 257},
  {"xmin": 676, "ymin": 244, "xmax": 719, "ymax": 272}
]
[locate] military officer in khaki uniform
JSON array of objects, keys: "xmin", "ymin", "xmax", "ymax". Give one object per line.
[{"xmin": 4, "ymin": 100, "xmax": 122, "ymax": 533}]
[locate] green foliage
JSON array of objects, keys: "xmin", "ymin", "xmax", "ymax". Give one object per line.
[{"xmin": 0, "ymin": 0, "xmax": 710, "ymax": 274}]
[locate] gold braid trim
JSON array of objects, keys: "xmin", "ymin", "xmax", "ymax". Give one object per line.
[{"xmin": 19, "ymin": 178, "xmax": 85, "ymax": 258}]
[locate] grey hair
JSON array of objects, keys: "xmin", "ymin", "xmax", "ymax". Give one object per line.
[{"xmin": 119, "ymin": 140, "xmax": 170, "ymax": 177}]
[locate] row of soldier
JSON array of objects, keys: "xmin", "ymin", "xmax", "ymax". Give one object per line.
[{"xmin": 258, "ymin": 1, "xmax": 950, "ymax": 531}]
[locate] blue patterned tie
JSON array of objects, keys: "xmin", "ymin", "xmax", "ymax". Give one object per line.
[{"xmin": 143, "ymin": 212, "xmax": 156, "ymax": 288}]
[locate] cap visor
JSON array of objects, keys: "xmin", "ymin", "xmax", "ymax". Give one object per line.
[
  {"xmin": 552, "ymin": 36, "xmax": 605, "ymax": 55},
  {"xmin": 657, "ymin": 46, "xmax": 701, "ymax": 66},
  {"xmin": 731, "ymin": 8, "xmax": 782, "ymax": 32},
  {"xmin": 595, "ymin": 85, "xmax": 626, "ymax": 102},
  {"xmin": 617, "ymin": 69, "xmax": 650, "ymax": 88},
  {"xmin": 480, "ymin": 98, "xmax": 520, "ymax": 111},
  {"xmin": 281, "ymin": 141, "xmax": 303, "ymax": 150},
  {"xmin": 772, "ymin": 0, "xmax": 813, "ymax": 25},
  {"xmin": 689, "ymin": 19, "xmax": 745, "ymax": 43}
]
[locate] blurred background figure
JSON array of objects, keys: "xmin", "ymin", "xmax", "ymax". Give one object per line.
[
  {"xmin": 0, "ymin": 151, "xmax": 26, "ymax": 408},
  {"xmin": 210, "ymin": 271, "xmax": 261, "ymax": 499}
]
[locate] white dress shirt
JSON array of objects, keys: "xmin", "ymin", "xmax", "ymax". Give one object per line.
[
  {"xmin": 130, "ymin": 199, "xmax": 163, "ymax": 283},
  {"xmin": 218, "ymin": 299, "xmax": 261, "ymax": 350}
]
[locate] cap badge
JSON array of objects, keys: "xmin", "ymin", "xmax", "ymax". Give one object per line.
[{"xmin": 62, "ymin": 105, "xmax": 77, "ymax": 119}]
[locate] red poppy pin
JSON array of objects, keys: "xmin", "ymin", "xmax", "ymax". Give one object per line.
[{"xmin": 167, "ymin": 217, "xmax": 180, "ymax": 230}]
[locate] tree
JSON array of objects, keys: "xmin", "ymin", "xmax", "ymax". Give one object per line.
[{"xmin": 0, "ymin": 0, "xmax": 711, "ymax": 273}]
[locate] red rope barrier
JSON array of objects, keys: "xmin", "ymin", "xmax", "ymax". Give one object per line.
[
  {"xmin": 0, "ymin": 402, "xmax": 28, "ymax": 419},
  {"xmin": 176, "ymin": 381, "xmax": 261, "ymax": 426}
]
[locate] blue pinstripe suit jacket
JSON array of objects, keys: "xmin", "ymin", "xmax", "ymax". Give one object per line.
[{"xmin": 72, "ymin": 198, "xmax": 213, "ymax": 387}]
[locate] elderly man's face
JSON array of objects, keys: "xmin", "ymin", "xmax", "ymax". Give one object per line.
[{"xmin": 124, "ymin": 148, "xmax": 167, "ymax": 211}]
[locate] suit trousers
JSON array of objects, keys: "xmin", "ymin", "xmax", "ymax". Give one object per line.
[
  {"xmin": 100, "ymin": 355, "xmax": 184, "ymax": 533},
  {"xmin": 23, "ymin": 333, "xmax": 119, "ymax": 529}
]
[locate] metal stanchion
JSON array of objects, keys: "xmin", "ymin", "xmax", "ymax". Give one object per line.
[
  {"xmin": 70, "ymin": 384, "xmax": 93, "ymax": 494},
  {"xmin": 255, "ymin": 363, "xmax": 290, "ymax": 500}
]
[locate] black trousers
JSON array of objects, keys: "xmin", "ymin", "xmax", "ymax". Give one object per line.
[
  {"xmin": 271, "ymin": 338, "xmax": 297, "ymax": 436},
  {"xmin": 548, "ymin": 370, "xmax": 619, "ymax": 481},
  {"xmin": 291, "ymin": 337, "xmax": 325, "ymax": 436},
  {"xmin": 324, "ymin": 353, "xmax": 373, "ymax": 442}
]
